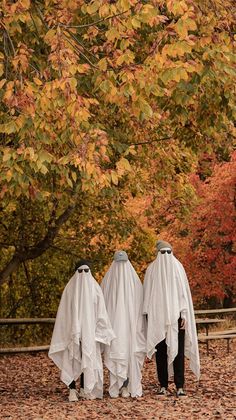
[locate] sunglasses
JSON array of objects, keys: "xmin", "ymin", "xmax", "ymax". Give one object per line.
[
  {"xmin": 160, "ymin": 250, "xmax": 172, "ymax": 254},
  {"xmin": 78, "ymin": 268, "xmax": 90, "ymax": 273}
]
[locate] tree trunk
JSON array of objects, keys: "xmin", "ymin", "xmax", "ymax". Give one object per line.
[{"xmin": 0, "ymin": 204, "xmax": 75, "ymax": 285}]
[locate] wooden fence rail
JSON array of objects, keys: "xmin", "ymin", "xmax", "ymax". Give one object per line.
[
  {"xmin": 0, "ymin": 318, "xmax": 55, "ymax": 325},
  {"xmin": 194, "ymin": 308, "xmax": 236, "ymax": 315},
  {"xmin": 0, "ymin": 307, "xmax": 235, "ymax": 326},
  {"xmin": 0, "ymin": 308, "xmax": 235, "ymax": 354}
]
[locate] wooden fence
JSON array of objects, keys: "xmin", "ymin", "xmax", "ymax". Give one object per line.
[{"xmin": 0, "ymin": 307, "xmax": 235, "ymax": 354}]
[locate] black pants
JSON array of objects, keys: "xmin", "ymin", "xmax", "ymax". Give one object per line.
[
  {"xmin": 69, "ymin": 373, "xmax": 84, "ymax": 390},
  {"xmin": 122, "ymin": 378, "xmax": 129, "ymax": 388},
  {"xmin": 155, "ymin": 318, "xmax": 185, "ymax": 389}
]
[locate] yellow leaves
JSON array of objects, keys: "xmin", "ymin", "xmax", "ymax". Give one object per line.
[
  {"xmin": 0, "ymin": 121, "xmax": 18, "ymax": 134},
  {"xmin": 71, "ymin": 171, "xmax": 77, "ymax": 182},
  {"xmin": 160, "ymin": 67, "xmax": 189, "ymax": 84},
  {"xmin": 0, "ymin": 64, "xmax": 4, "ymax": 78},
  {"xmin": 174, "ymin": 17, "xmax": 197, "ymax": 39},
  {"xmin": 99, "ymin": 80, "xmax": 117, "ymax": 99},
  {"xmin": 116, "ymin": 50, "xmax": 135, "ymax": 66},
  {"xmin": 162, "ymin": 41, "xmax": 193, "ymax": 58},
  {"xmin": 119, "ymin": 0, "xmax": 131, "ymax": 10},
  {"xmin": 86, "ymin": 162, "xmax": 95, "ymax": 176},
  {"xmin": 20, "ymin": 0, "xmax": 30, "ymax": 8},
  {"xmin": 86, "ymin": 1, "xmax": 100, "ymax": 15},
  {"xmin": 69, "ymin": 77, "xmax": 77, "ymax": 90},
  {"xmin": 125, "ymin": 146, "xmax": 136, "ymax": 157},
  {"xmin": 77, "ymin": 64, "xmax": 90, "ymax": 74},
  {"xmin": 98, "ymin": 4, "xmax": 110, "ymax": 18},
  {"xmin": 37, "ymin": 150, "xmax": 53, "ymax": 164},
  {"xmin": 15, "ymin": 115, "xmax": 26, "ymax": 130},
  {"xmin": 199, "ymin": 37, "xmax": 212, "ymax": 48},
  {"xmin": 116, "ymin": 157, "xmax": 132, "ymax": 176},
  {"xmin": 98, "ymin": 58, "xmax": 107, "ymax": 72},
  {"xmin": 2, "ymin": 149, "xmax": 12, "ymax": 163},
  {"xmin": 3, "ymin": 81, "xmax": 14, "ymax": 102},
  {"xmin": 24, "ymin": 147, "xmax": 36, "ymax": 161},
  {"xmin": 33, "ymin": 77, "xmax": 43, "ymax": 86},
  {"xmin": 111, "ymin": 171, "xmax": 119, "ymax": 185},
  {"xmin": 131, "ymin": 17, "xmax": 141, "ymax": 29},
  {"xmin": 167, "ymin": 0, "xmax": 189, "ymax": 16},
  {"xmin": 106, "ymin": 27, "xmax": 120, "ymax": 42},
  {"xmin": 38, "ymin": 163, "xmax": 48, "ymax": 175},
  {"xmin": 133, "ymin": 96, "xmax": 153, "ymax": 120},
  {"xmin": 44, "ymin": 29, "xmax": 56, "ymax": 44},
  {"xmin": 12, "ymin": 43, "xmax": 32, "ymax": 73},
  {"xmin": 151, "ymin": 85, "xmax": 165, "ymax": 97},
  {"xmin": 138, "ymin": 4, "xmax": 158, "ymax": 25},
  {"xmin": 0, "ymin": 78, "xmax": 7, "ymax": 89}
]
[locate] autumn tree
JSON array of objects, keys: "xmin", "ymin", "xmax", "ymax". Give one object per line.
[{"xmin": 0, "ymin": 0, "xmax": 236, "ymax": 309}]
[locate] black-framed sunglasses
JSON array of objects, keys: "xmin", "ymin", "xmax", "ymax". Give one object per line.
[
  {"xmin": 160, "ymin": 250, "xmax": 172, "ymax": 254},
  {"xmin": 78, "ymin": 268, "xmax": 90, "ymax": 273}
]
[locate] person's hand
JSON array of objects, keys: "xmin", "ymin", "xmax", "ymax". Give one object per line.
[{"xmin": 180, "ymin": 318, "xmax": 186, "ymax": 329}]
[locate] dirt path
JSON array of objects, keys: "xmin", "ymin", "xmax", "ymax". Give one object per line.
[{"xmin": 0, "ymin": 342, "xmax": 235, "ymax": 419}]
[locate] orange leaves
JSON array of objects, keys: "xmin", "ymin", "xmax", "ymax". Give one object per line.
[
  {"xmin": 0, "ymin": 0, "xmax": 235, "ymax": 207},
  {"xmin": 33, "ymin": 78, "xmax": 43, "ymax": 86},
  {"xmin": 12, "ymin": 43, "xmax": 33, "ymax": 73},
  {"xmin": 167, "ymin": 0, "xmax": 189, "ymax": 16}
]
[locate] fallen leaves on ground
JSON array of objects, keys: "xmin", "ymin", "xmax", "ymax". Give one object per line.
[{"xmin": 0, "ymin": 341, "xmax": 235, "ymax": 419}]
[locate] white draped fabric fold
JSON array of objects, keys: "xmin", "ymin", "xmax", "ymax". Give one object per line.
[
  {"xmin": 143, "ymin": 253, "xmax": 200, "ymax": 380},
  {"xmin": 48, "ymin": 270, "xmax": 115, "ymax": 398},
  {"xmin": 101, "ymin": 260, "xmax": 146, "ymax": 398}
]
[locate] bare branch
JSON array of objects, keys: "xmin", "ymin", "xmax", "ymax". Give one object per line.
[
  {"xmin": 130, "ymin": 135, "xmax": 174, "ymax": 146},
  {"xmin": 64, "ymin": 28, "xmax": 98, "ymax": 60},
  {"xmin": 0, "ymin": 22, "xmax": 16, "ymax": 55},
  {"xmin": 63, "ymin": 33, "xmax": 99, "ymax": 69},
  {"xmin": 0, "ymin": 203, "xmax": 76, "ymax": 285},
  {"xmin": 59, "ymin": 10, "xmax": 130, "ymax": 29}
]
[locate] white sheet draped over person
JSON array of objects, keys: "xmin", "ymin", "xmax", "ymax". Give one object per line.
[
  {"xmin": 101, "ymin": 251, "xmax": 146, "ymax": 398},
  {"xmin": 143, "ymin": 241, "xmax": 200, "ymax": 396},
  {"xmin": 48, "ymin": 260, "xmax": 115, "ymax": 401}
]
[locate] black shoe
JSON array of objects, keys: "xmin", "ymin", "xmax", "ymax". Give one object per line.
[
  {"xmin": 176, "ymin": 388, "xmax": 186, "ymax": 397},
  {"xmin": 157, "ymin": 387, "xmax": 168, "ymax": 396}
]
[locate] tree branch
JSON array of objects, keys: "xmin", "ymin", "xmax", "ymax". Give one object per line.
[
  {"xmin": 64, "ymin": 28, "xmax": 98, "ymax": 60},
  {"xmin": 59, "ymin": 10, "xmax": 129, "ymax": 29},
  {"xmin": 0, "ymin": 203, "xmax": 76, "ymax": 285},
  {"xmin": 63, "ymin": 33, "xmax": 98, "ymax": 69},
  {"xmin": 130, "ymin": 135, "xmax": 174, "ymax": 146}
]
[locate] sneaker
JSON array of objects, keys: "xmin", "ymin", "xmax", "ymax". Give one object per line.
[
  {"xmin": 176, "ymin": 388, "xmax": 186, "ymax": 397},
  {"xmin": 157, "ymin": 387, "xmax": 168, "ymax": 396},
  {"xmin": 68, "ymin": 388, "xmax": 79, "ymax": 402},
  {"xmin": 120, "ymin": 387, "xmax": 130, "ymax": 398},
  {"xmin": 110, "ymin": 394, "xmax": 119, "ymax": 399}
]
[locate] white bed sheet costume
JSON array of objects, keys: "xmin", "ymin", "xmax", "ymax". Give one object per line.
[
  {"xmin": 101, "ymin": 251, "xmax": 146, "ymax": 398},
  {"xmin": 48, "ymin": 261, "xmax": 115, "ymax": 399},
  {"xmin": 143, "ymin": 241, "xmax": 200, "ymax": 382}
]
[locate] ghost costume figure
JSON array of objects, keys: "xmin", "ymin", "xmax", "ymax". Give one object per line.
[
  {"xmin": 101, "ymin": 251, "xmax": 146, "ymax": 398},
  {"xmin": 143, "ymin": 241, "xmax": 200, "ymax": 396},
  {"xmin": 48, "ymin": 260, "xmax": 115, "ymax": 402}
]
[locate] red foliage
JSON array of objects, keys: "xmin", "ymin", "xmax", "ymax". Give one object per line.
[
  {"xmin": 161, "ymin": 152, "xmax": 236, "ymax": 305},
  {"xmin": 182, "ymin": 152, "xmax": 236, "ymax": 303}
]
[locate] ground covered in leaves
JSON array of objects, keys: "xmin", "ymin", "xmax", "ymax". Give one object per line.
[{"xmin": 0, "ymin": 342, "xmax": 235, "ymax": 419}]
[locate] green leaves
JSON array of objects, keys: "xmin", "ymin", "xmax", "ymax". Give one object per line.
[{"xmin": 0, "ymin": 0, "xmax": 235, "ymax": 284}]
